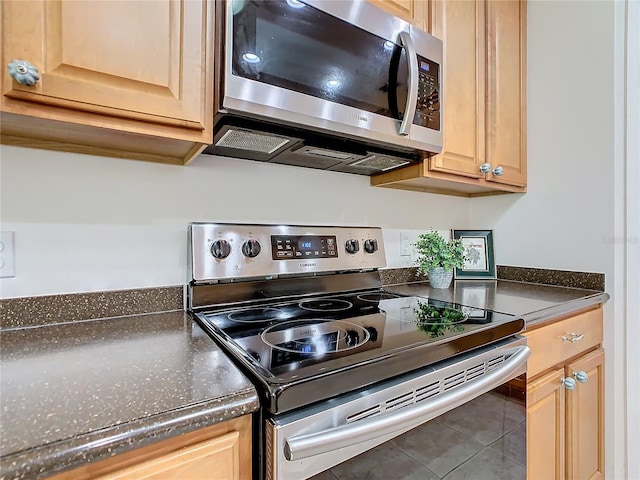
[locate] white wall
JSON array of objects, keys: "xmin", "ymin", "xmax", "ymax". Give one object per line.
[
  {"xmin": 471, "ymin": 0, "xmax": 615, "ymax": 275},
  {"xmin": 0, "ymin": 147, "xmax": 469, "ymax": 298},
  {"xmin": 469, "ymin": 1, "xmax": 632, "ymax": 478}
]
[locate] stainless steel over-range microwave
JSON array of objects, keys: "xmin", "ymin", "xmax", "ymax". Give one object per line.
[{"xmin": 204, "ymin": 0, "xmax": 444, "ymax": 175}]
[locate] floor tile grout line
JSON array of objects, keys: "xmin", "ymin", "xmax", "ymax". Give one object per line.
[
  {"xmin": 388, "ymin": 440, "xmax": 443, "ymax": 479},
  {"xmin": 439, "ymin": 444, "xmax": 494, "ymax": 479},
  {"xmin": 390, "ymin": 429, "xmax": 484, "ymax": 480},
  {"xmin": 441, "ymin": 444, "xmax": 526, "ymax": 480},
  {"xmin": 439, "ymin": 409, "xmax": 525, "ymax": 447},
  {"xmin": 325, "ymin": 468, "xmax": 341, "ymax": 480},
  {"xmin": 488, "ymin": 444, "xmax": 527, "ymax": 468}
]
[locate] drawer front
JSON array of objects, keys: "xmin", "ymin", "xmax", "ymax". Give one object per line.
[{"xmin": 525, "ymin": 308, "xmax": 603, "ymax": 378}]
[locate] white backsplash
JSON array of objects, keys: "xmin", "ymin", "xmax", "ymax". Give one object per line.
[{"xmin": 0, "ymin": 147, "xmax": 470, "ymax": 298}]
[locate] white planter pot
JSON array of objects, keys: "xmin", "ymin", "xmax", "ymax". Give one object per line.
[{"xmin": 428, "ymin": 267, "xmax": 454, "ymax": 289}]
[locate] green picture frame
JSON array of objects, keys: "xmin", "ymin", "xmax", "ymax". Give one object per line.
[{"xmin": 452, "ymin": 230, "xmax": 496, "ymax": 279}]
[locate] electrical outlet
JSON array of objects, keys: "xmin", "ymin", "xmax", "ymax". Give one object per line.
[
  {"xmin": 400, "ymin": 232, "xmax": 412, "ymax": 256},
  {"xmin": 0, "ymin": 231, "xmax": 16, "ymax": 278}
]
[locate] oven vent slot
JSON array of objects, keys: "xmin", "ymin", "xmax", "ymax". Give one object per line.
[
  {"xmin": 345, "ymin": 353, "xmax": 513, "ymax": 424},
  {"xmin": 415, "ymin": 381, "xmax": 440, "ymax": 401},
  {"xmin": 346, "ymin": 404, "xmax": 382, "ymax": 423},
  {"xmin": 465, "ymin": 363, "xmax": 486, "ymax": 381},
  {"xmin": 385, "ymin": 391, "xmax": 415, "ymax": 412},
  {"xmin": 443, "ymin": 371, "xmax": 466, "ymax": 390},
  {"xmin": 487, "ymin": 355, "xmax": 507, "ymax": 371}
]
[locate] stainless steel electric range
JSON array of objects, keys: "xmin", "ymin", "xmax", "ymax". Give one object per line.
[{"xmin": 187, "ymin": 223, "xmax": 529, "ymax": 480}]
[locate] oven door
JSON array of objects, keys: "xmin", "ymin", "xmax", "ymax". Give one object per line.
[
  {"xmin": 222, "ymin": 0, "xmax": 443, "ymax": 153},
  {"xmin": 265, "ymin": 336, "xmax": 529, "ymax": 480}
]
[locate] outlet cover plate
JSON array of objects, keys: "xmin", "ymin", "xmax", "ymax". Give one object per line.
[{"xmin": 0, "ymin": 231, "xmax": 16, "ymax": 278}]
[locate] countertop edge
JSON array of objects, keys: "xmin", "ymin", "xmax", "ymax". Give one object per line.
[
  {"xmin": 0, "ymin": 388, "xmax": 260, "ymax": 480},
  {"xmin": 520, "ymin": 292, "xmax": 610, "ymax": 328}
]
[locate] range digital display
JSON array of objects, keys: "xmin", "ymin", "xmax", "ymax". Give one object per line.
[{"xmin": 271, "ymin": 235, "xmax": 338, "ymax": 259}]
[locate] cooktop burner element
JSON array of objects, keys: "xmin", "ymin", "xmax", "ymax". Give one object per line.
[
  {"xmin": 356, "ymin": 292, "xmax": 402, "ymax": 302},
  {"xmin": 187, "ymin": 223, "xmax": 525, "ymax": 414},
  {"xmin": 261, "ymin": 319, "xmax": 370, "ymax": 355},
  {"xmin": 227, "ymin": 307, "xmax": 286, "ymax": 323},
  {"xmin": 299, "ymin": 298, "xmax": 353, "ymax": 312}
]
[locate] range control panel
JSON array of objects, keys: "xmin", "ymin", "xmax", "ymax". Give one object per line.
[
  {"xmin": 189, "ymin": 223, "xmax": 386, "ymax": 282},
  {"xmin": 271, "ymin": 235, "xmax": 337, "ymax": 260}
]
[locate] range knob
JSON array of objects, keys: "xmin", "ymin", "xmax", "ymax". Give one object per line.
[
  {"xmin": 346, "ymin": 330, "xmax": 360, "ymax": 347},
  {"xmin": 242, "ymin": 239, "xmax": 261, "ymax": 258},
  {"xmin": 211, "ymin": 239, "xmax": 231, "ymax": 259},
  {"xmin": 364, "ymin": 239, "xmax": 378, "ymax": 253},
  {"xmin": 365, "ymin": 326, "xmax": 379, "ymax": 342},
  {"xmin": 345, "ymin": 239, "xmax": 360, "ymax": 254}
]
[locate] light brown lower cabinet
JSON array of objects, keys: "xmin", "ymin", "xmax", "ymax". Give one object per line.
[
  {"xmin": 525, "ymin": 307, "xmax": 605, "ymax": 480},
  {"xmin": 49, "ymin": 415, "xmax": 252, "ymax": 480}
]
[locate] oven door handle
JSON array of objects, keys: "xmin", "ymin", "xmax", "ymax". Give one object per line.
[{"xmin": 284, "ymin": 345, "xmax": 530, "ymax": 462}]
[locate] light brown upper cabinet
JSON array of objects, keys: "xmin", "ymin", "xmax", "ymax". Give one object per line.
[
  {"xmin": 371, "ymin": 0, "xmax": 527, "ymax": 197},
  {"xmin": 1, "ymin": 0, "xmax": 214, "ymax": 165},
  {"xmin": 368, "ymin": 0, "xmax": 428, "ymax": 30}
]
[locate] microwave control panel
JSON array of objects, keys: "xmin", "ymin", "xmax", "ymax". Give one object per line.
[{"xmin": 413, "ymin": 55, "xmax": 440, "ymax": 131}]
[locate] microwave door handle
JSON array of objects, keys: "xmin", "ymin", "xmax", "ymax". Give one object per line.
[
  {"xmin": 284, "ymin": 345, "xmax": 530, "ymax": 461},
  {"xmin": 398, "ymin": 31, "xmax": 419, "ymax": 136}
]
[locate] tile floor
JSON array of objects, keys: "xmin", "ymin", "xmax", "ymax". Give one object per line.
[{"xmin": 309, "ymin": 390, "xmax": 526, "ymax": 480}]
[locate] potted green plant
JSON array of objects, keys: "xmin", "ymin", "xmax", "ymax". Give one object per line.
[{"xmin": 414, "ymin": 230, "xmax": 466, "ymax": 288}]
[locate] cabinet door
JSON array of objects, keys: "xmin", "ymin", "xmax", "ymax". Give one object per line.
[
  {"xmin": 484, "ymin": 0, "xmax": 527, "ymax": 187},
  {"xmin": 527, "ymin": 368, "xmax": 566, "ymax": 480},
  {"xmin": 427, "ymin": 0, "xmax": 486, "ymax": 179},
  {"xmin": 2, "ymin": 0, "xmax": 208, "ymax": 131},
  {"xmin": 99, "ymin": 431, "xmax": 240, "ymax": 480},
  {"xmin": 566, "ymin": 349, "xmax": 605, "ymax": 480},
  {"xmin": 368, "ymin": 0, "xmax": 427, "ymax": 30}
]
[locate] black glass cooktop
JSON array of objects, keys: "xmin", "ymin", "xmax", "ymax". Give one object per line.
[{"xmin": 194, "ymin": 289, "xmax": 522, "ymax": 384}]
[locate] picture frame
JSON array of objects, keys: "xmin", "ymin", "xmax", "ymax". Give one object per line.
[
  {"xmin": 453, "ymin": 280, "xmax": 498, "ymax": 323},
  {"xmin": 452, "ymin": 229, "xmax": 496, "ymax": 279}
]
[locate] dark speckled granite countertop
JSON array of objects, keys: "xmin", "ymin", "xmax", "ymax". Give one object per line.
[
  {"xmin": 0, "ymin": 274, "xmax": 609, "ymax": 480},
  {"xmin": 0, "ymin": 311, "xmax": 259, "ymax": 480},
  {"xmin": 384, "ymin": 279, "xmax": 609, "ymax": 326}
]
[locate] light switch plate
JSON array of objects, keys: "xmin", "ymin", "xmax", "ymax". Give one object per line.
[
  {"xmin": 0, "ymin": 231, "xmax": 16, "ymax": 278},
  {"xmin": 400, "ymin": 232, "xmax": 412, "ymax": 257}
]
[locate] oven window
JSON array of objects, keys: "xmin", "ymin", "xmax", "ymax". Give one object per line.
[{"xmin": 231, "ymin": 0, "xmax": 408, "ymax": 119}]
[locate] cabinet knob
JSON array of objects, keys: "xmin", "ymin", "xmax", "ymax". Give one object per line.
[
  {"xmin": 561, "ymin": 377, "xmax": 577, "ymax": 390},
  {"xmin": 573, "ymin": 370, "xmax": 589, "ymax": 383},
  {"xmin": 7, "ymin": 59, "xmax": 40, "ymax": 86},
  {"xmin": 492, "ymin": 166, "xmax": 504, "ymax": 176},
  {"xmin": 480, "ymin": 163, "xmax": 492, "ymax": 174}
]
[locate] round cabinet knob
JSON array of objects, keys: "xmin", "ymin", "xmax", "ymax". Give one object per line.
[
  {"xmin": 561, "ymin": 377, "xmax": 577, "ymax": 390},
  {"xmin": 345, "ymin": 239, "xmax": 360, "ymax": 254},
  {"xmin": 211, "ymin": 239, "xmax": 231, "ymax": 259},
  {"xmin": 242, "ymin": 239, "xmax": 261, "ymax": 258},
  {"xmin": 480, "ymin": 163, "xmax": 492, "ymax": 174},
  {"xmin": 364, "ymin": 239, "xmax": 378, "ymax": 254},
  {"xmin": 573, "ymin": 370, "xmax": 589, "ymax": 383},
  {"xmin": 492, "ymin": 166, "xmax": 504, "ymax": 176},
  {"xmin": 7, "ymin": 59, "xmax": 40, "ymax": 86}
]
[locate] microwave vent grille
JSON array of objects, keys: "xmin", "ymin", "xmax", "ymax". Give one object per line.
[
  {"xmin": 215, "ymin": 128, "xmax": 291, "ymax": 154},
  {"xmin": 349, "ymin": 153, "xmax": 411, "ymax": 172}
]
